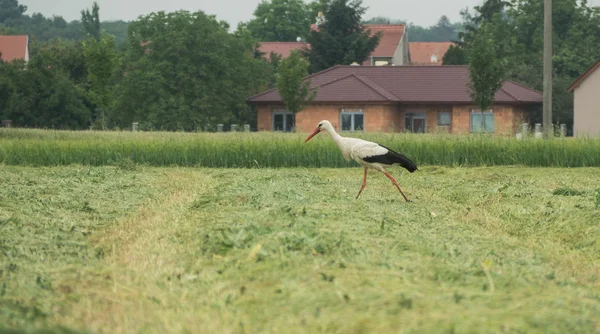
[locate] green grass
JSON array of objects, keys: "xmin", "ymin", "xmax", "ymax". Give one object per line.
[
  {"xmin": 1, "ymin": 165, "xmax": 600, "ymax": 333},
  {"xmin": 2, "ymin": 128, "xmax": 600, "ymax": 167}
]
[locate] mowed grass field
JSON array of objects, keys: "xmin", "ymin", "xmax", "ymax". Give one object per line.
[{"xmin": 2, "ymin": 162, "xmax": 600, "ymax": 333}]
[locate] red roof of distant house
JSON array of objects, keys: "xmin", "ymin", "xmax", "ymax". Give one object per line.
[
  {"xmin": 409, "ymin": 42, "xmax": 454, "ymax": 65},
  {"xmin": 568, "ymin": 58, "xmax": 600, "ymax": 92},
  {"xmin": 258, "ymin": 42, "xmax": 309, "ymax": 60},
  {"xmin": 0, "ymin": 35, "xmax": 28, "ymax": 62},
  {"xmin": 310, "ymin": 24, "xmax": 405, "ymax": 65},
  {"xmin": 364, "ymin": 25, "xmax": 405, "ymax": 58},
  {"xmin": 248, "ymin": 65, "xmax": 543, "ymax": 104}
]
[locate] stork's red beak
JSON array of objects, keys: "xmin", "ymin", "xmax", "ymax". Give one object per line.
[{"xmin": 305, "ymin": 128, "xmax": 321, "ymax": 143}]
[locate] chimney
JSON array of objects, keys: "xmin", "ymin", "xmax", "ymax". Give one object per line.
[{"xmin": 315, "ymin": 11, "xmax": 326, "ymax": 27}]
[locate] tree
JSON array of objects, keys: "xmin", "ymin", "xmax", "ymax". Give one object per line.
[
  {"xmin": 267, "ymin": 51, "xmax": 283, "ymax": 88},
  {"xmin": 0, "ymin": 0, "xmax": 27, "ymax": 23},
  {"xmin": 244, "ymin": 0, "xmax": 311, "ymax": 42},
  {"xmin": 430, "ymin": 15, "xmax": 458, "ymax": 41},
  {"xmin": 442, "ymin": 44, "xmax": 467, "ymax": 65},
  {"xmin": 466, "ymin": 22, "xmax": 507, "ymax": 132},
  {"xmin": 0, "ymin": 60, "xmax": 16, "ymax": 117},
  {"xmin": 307, "ymin": 0, "xmax": 332, "ymax": 22},
  {"xmin": 1, "ymin": 58, "xmax": 91, "ymax": 129},
  {"xmin": 81, "ymin": 1, "xmax": 101, "ymax": 41},
  {"xmin": 82, "ymin": 33, "xmax": 118, "ymax": 129},
  {"xmin": 115, "ymin": 10, "xmax": 271, "ymax": 131},
  {"xmin": 276, "ymin": 51, "xmax": 316, "ymax": 122},
  {"xmin": 304, "ymin": 0, "xmax": 381, "ymax": 73},
  {"xmin": 364, "ymin": 16, "xmax": 405, "ymax": 25}
]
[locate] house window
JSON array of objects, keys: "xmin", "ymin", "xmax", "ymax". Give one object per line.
[
  {"xmin": 470, "ymin": 109, "xmax": 494, "ymax": 133},
  {"xmin": 437, "ymin": 110, "xmax": 451, "ymax": 126},
  {"xmin": 272, "ymin": 110, "xmax": 295, "ymax": 132},
  {"xmin": 340, "ymin": 110, "xmax": 364, "ymax": 131},
  {"xmin": 405, "ymin": 112, "xmax": 426, "ymax": 133}
]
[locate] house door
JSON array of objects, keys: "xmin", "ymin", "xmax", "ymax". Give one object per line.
[{"xmin": 404, "ymin": 112, "xmax": 426, "ymax": 133}]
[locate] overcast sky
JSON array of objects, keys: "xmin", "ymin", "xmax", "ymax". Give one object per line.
[{"xmin": 17, "ymin": 0, "xmax": 600, "ymax": 28}]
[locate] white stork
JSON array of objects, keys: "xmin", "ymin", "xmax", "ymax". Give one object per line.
[{"xmin": 304, "ymin": 120, "xmax": 417, "ymax": 202}]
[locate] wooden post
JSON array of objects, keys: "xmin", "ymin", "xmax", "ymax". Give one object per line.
[{"xmin": 543, "ymin": 0, "xmax": 553, "ymax": 138}]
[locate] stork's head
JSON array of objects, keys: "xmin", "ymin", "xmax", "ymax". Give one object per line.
[{"xmin": 305, "ymin": 120, "xmax": 333, "ymax": 143}]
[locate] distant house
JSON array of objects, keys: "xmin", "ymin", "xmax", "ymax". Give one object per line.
[
  {"xmin": 0, "ymin": 35, "xmax": 29, "ymax": 63},
  {"xmin": 259, "ymin": 21, "xmax": 409, "ymax": 66},
  {"xmin": 361, "ymin": 24, "xmax": 408, "ymax": 66},
  {"xmin": 568, "ymin": 58, "xmax": 600, "ymax": 137},
  {"xmin": 308, "ymin": 23, "xmax": 409, "ymax": 66},
  {"xmin": 408, "ymin": 42, "xmax": 454, "ymax": 65},
  {"xmin": 248, "ymin": 65, "xmax": 542, "ymax": 134},
  {"xmin": 257, "ymin": 42, "xmax": 309, "ymax": 60}
]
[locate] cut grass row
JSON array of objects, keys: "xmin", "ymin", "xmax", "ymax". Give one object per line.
[
  {"xmin": 2, "ymin": 128, "xmax": 600, "ymax": 168},
  {"xmin": 1, "ymin": 166, "xmax": 600, "ymax": 333}
]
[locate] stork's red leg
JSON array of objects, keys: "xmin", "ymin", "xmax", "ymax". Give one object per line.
[
  {"xmin": 355, "ymin": 168, "xmax": 368, "ymax": 199},
  {"xmin": 383, "ymin": 171, "xmax": 410, "ymax": 202}
]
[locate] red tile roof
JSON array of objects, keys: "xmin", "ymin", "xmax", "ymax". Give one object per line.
[
  {"xmin": 0, "ymin": 35, "xmax": 28, "ymax": 62},
  {"xmin": 248, "ymin": 65, "xmax": 542, "ymax": 105},
  {"xmin": 409, "ymin": 42, "xmax": 454, "ymax": 65},
  {"xmin": 568, "ymin": 58, "xmax": 600, "ymax": 92},
  {"xmin": 309, "ymin": 24, "xmax": 405, "ymax": 65},
  {"xmin": 258, "ymin": 42, "xmax": 309, "ymax": 60},
  {"xmin": 312, "ymin": 74, "xmax": 398, "ymax": 102},
  {"xmin": 363, "ymin": 25, "xmax": 405, "ymax": 63}
]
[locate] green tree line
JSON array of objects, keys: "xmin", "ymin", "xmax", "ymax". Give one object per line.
[
  {"xmin": 238, "ymin": 0, "xmax": 463, "ymax": 43},
  {"xmin": 444, "ymin": 0, "xmax": 600, "ymax": 128},
  {"xmin": 0, "ymin": 1, "xmax": 276, "ymax": 130},
  {"xmin": 0, "ymin": 0, "xmax": 130, "ymax": 46},
  {"xmin": 1, "ymin": 0, "xmax": 599, "ymax": 130}
]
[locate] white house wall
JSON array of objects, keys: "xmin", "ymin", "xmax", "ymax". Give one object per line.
[{"xmin": 574, "ymin": 66, "xmax": 600, "ymax": 137}]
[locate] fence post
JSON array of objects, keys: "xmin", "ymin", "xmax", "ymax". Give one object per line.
[
  {"xmin": 534, "ymin": 123, "xmax": 543, "ymax": 139},
  {"xmin": 1, "ymin": 120, "xmax": 12, "ymax": 128},
  {"xmin": 217, "ymin": 124, "xmax": 223, "ymax": 132},
  {"xmin": 132, "ymin": 122, "xmax": 138, "ymax": 132},
  {"xmin": 521, "ymin": 123, "xmax": 529, "ymax": 137},
  {"xmin": 560, "ymin": 124, "xmax": 566, "ymax": 137}
]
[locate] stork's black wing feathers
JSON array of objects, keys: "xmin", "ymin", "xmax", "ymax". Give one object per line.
[{"xmin": 362, "ymin": 144, "xmax": 418, "ymax": 173}]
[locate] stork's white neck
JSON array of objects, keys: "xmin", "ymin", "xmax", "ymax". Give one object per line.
[{"xmin": 326, "ymin": 126, "xmax": 345, "ymax": 147}]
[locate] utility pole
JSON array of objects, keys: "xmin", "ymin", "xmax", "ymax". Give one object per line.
[{"xmin": 543, "ymin": 0, "xmax": 552, "ymax": 137}]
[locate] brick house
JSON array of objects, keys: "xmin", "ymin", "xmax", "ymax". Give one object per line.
[
  {"xmin": 568, "ymin": 58, "xmax": 600, "ymax": 137},
  {"xmin": 0, "ymin": 35, "xmax": 29, "ymax": 63},
  {"xmin": 247, "ymin": 65, "xmax": 542, "ymax": 134},
  {"xmin": 408, "ymin": 42, "xmax": 454, "ymax": 65},
  {"xmin": 258, "ymin": 23, "xmax": 409, "ymax": 66}
]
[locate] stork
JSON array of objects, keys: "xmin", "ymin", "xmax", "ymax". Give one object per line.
[{"xmin": 304, "ymin": 120, "xmax": 417, "ymax": 202}]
